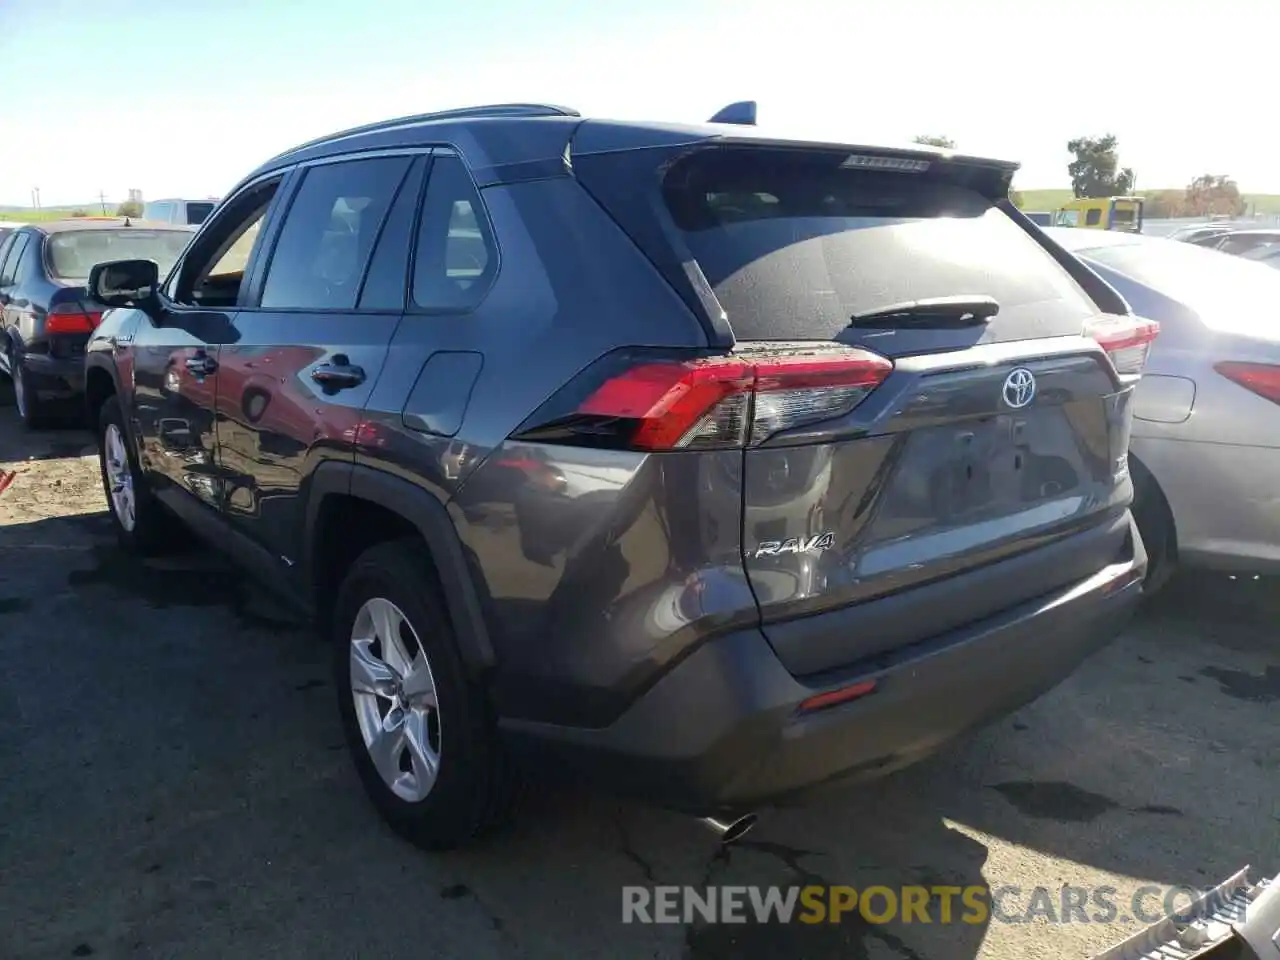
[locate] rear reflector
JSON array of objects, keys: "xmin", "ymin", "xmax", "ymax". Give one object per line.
[
  {"xmin": 1214, "ymin": 361, "xmax": 1280, "ymax": 405},
  {"xmin": 568, "ymin": 348, "xmax": 892, "ymax": 451},
  {"xmin": 1084, "ymin": 315, "xmax": 1160, "ymax": 376},
  {"xmin": 45, "ymin": 302, "xmax": 103, "ymax": 335},
  {"xmin": 799, "ymin": 679, "xmax": 877, "ymax": 713}
]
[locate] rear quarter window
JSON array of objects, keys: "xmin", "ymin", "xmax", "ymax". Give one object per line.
[{"xmin": 660, "ymin": 149, "xmax": 1098, "ymax": 341}]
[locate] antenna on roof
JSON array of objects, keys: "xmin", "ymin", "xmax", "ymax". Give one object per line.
[{"xmin": 708, "ymin": 101, "xmax": 757, "ymax": 126}]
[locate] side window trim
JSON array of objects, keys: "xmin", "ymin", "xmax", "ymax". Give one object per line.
[
  {"xmin": 237, "ymin": 168, "xmax": 303, "ymax": 309},
  {"xmin": 406, "ymin": 148, "xmax": 501, "ymax": 315},
  {"xmin": 354, "ymin": 152, "xmax": 431, "ymax": 310},
  {"xmin": 243, "ymin": 149, "xmax": 422, "ymax": 314}
]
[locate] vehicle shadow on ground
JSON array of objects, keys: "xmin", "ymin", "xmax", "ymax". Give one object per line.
[{"xmin": 2, "ymin": 505, "xmax": 1277, "ymax": 960}]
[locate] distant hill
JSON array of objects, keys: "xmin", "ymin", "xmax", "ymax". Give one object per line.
[
  {"xmin": 1019, "ymin": 189, "xmax": 1280, "ymax": 215},
  {"xmin": 0, "ymin": 205, "xmax": 113, "ymax": 223}
]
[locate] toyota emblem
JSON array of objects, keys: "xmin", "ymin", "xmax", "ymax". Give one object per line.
[{"xmin": 1002, "ymin": 368, "xmax": 1036, "ymax": 409}]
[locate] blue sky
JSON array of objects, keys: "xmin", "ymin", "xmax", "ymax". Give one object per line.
[{"xmin": 1, "ymin": 0, "xmax": 1276, "ymax": 206}]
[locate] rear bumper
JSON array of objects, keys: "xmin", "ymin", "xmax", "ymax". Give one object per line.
[
  {"xmin": 19, "ymin": 352, "xmax": 85, "ymax": 401},
  {"xmin": 502, "ymin": 514, "xmax": 1146, "ymax": 814}
]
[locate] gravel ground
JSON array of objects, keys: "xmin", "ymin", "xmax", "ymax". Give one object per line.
[{"xmin": 1, "ymin": 395, "xmax": 1276, "ymax": 960}]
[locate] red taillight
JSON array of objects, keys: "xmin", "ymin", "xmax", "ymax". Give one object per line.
[
  {"xmin": 1215, "ymin": 361, "xmax": 1280, "ymax": 405},
  {"xmin": 45, "ymin": 302, "xmax": 103, "ymax": 335},
  {"xmin": 1084, "ymin": 315, "xmax": 1160, "ymax": 376},
  {"xmin": 574, "ymin": 349, "xmax": 892, "ymax": 451}
]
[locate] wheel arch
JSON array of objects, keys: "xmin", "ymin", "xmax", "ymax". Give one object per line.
[
  {"xmin": 304, "ymin": 462, "xmax": 496, "ymax": 673},
  {"xmin": 83, "ymin": 358, "xmax": 120, "ymax": 427},
  {"xmin": 1128, "ymin": 450, "xmax": 1178, "ymax": 589}
]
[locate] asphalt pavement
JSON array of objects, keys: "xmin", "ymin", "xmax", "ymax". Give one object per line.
[{"xmin": 1, "ymin": 397, "xmax": 1276, "ymax": 960}]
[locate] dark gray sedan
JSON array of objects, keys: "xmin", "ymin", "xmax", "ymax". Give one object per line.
[{"xmin": 0, "ymin": 218, "xmax": 192, "ymax": 427}]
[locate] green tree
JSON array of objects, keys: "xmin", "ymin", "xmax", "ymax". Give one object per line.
[
  {"xmin": 912, "ymin": 134, "xmax": 956, "ymax": 149},
  {"xmin": 116, "ymin": 200, "xmax": 143, "ymax": 218},
  {"xmin": 1067, "ymin": 134, "xmax": 1135, "ymax": 198},
  {"xmin": 1184, "ymin": 175, "xmax": 1245, "ymax": 217}
]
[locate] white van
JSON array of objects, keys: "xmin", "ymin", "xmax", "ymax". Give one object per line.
[{"xmin": 142, "ymin": 198, "xmax": 219, "ymax": 226}]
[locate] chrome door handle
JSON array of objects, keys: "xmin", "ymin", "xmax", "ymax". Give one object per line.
[
  {"xmin": 184, "ymin": 354, "xmax": 218, "ymax": 376},
  {"xmin": 311, "ymin": 358, "xmax": 365, "ymax": 389}
]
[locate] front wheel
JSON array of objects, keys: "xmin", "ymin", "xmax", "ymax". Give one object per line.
[
  {"xmin": 332, "ymin": 539, "xmax": 520, "ymax": 850},
  {"xmin": 96, "ymin": 395, "xmax": 170, "ymax": 554}
]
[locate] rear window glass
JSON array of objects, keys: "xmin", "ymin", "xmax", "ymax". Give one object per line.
[
  {"xmin": 184, "ymin": 202, "xmax": 215, "ymax": 225},
  {"xmin": 661, "ymin": 150, "xmax": 1097, "ymax": 341},
  {"xmin": 46, "ymin": 229, "xmax": 191, "ymax": 280}
]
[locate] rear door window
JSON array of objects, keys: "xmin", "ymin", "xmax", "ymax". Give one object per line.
[
  {"xmin": 0, "ymin": 234, "xmax": 19, "ymax": 283},
  {"xmin": 658, "ymin": 148, "xmax": 1098, "ymax": 342},
  {"xmin": 0, "ymin": 235, "xmax": 30, "ymax": 286},
  {"xmin": 259, "ymin": 156, "xmax": 411, "ymax": 310}
]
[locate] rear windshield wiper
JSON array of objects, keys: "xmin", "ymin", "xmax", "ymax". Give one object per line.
[{"xmin": 849, "ymin": 295, "xmax": 1000, "ymax": 330}]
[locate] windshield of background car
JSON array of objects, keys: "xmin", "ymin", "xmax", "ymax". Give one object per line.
[
  {"xmin": 660, "ymin": 149, "xmax": 1098, "ymax": 340},
  {"xmin": 46, "ymin": 229, "xmax": 192, "ymax": 280}
]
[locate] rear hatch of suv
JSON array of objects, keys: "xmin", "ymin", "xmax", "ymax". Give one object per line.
[{"xmin": 570, "ymin": 129, "xmax": 1154, "ymax": 677}]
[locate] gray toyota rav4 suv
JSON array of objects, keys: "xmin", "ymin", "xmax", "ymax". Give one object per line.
[{"xmin": 83, "ymin": 102, "xmax": 1151, "ymax": 850}]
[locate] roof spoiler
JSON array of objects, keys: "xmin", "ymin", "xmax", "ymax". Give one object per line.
[{"xmin": 708, "ymin": 101, "xmax": 757, "ymax": 126}]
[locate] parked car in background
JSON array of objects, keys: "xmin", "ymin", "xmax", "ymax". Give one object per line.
[
  {"xmin": 142, "ymin": 198, "xmax": 220, "ymax": 226},
  {"xmin": 1049, "ymin": 227, "xmax": 1280, "ymax": 590},
  {"xmin": 1203, "ymin": 228, "xmax": 1280, "ymax": 258},
  {"xmin": 1166, "ymin": 224, "xmax": 1233, "ymax": 245},
  {"xmin": 82, "ymin": 101, "xmax": 1149, "ymax": 851},
  {"xmin": 1242, "ymin": 245, "xmax": 1280, "ymax": 270},
  {"xmin": 0, "ymin": 218, "xmax": 194, "ymax": 427}
]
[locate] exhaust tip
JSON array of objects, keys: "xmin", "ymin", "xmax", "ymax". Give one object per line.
[{"xmin": 701, "ymin": 813, "xmax": 758, "ymax": 845}]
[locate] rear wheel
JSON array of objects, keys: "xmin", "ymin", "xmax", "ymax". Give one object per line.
[
  {"xmin": 1130, "ymin": 457, "xmax": 1176, "ymax": 597},
  {"xmin": 332, "ymin": 539, "xmax": 520, "ymax": 850},
  {"xmin": 10, "ymin": 347, "xmax": 49, "ymax": 430}
]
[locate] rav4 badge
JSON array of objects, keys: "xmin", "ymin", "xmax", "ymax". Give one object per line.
[{"xmin": 752, "ymin": 532, "xmax": 836, "ymax": 559}]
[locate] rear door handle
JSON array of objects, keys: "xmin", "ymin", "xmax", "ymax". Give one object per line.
[
  {"xmin": 184, "ymin": 353, "xmax": 218, "ymax": 376},
  {"xmin": 311, "ymin": 357, "xmax": 366, "ymax": 390}
]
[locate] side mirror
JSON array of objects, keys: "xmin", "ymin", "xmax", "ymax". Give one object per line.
[{"xmin": 87, "ymin": 259, "xmax": 160, "ymax": 311}]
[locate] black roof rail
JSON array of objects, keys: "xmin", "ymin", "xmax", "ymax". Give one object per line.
[{"xmin": 268, "ymin": 103, "xmax": 581, "ymax": 164}]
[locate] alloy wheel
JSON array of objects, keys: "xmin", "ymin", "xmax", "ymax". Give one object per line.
[{"xmin": 349, "ymin": 597, "xmax": 442, "ymax": 803}]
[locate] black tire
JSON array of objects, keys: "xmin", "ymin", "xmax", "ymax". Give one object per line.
[
  {"xmin": 1131, "ymin": 457, "xmax": 1176, "ymax": 597},
  {"xmin": 332, "ymin": 538, "xmax": 520, "ymax": 850},
  {"xmin": 10, "ymin": 347, "xmax": 49, "ymax": 430},
  {"xmin": 96, "ymin": 395, "xmax": 169, "ymax": 555}
]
